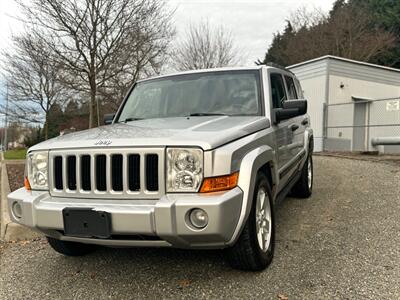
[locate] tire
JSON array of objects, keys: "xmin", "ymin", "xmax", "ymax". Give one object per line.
[
  {"xmin": 47, "ymin": 237, "xmax": 97, "ymax": 256},
  {"xmin": 226, "ymin": 172, "xmax": 275, "ymax": 271},
  {"xmin": 291, "ymin": 154, "xmax": 313, "ymax": 198}
]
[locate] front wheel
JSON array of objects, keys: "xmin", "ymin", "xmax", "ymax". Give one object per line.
[{"xmin": 226, "ymin": 173, "xmax": 275, "ymax": 271}]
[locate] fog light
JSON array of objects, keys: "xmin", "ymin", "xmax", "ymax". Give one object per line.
[
  {"xmin": 12, "ymin": 201, "xmax": 22, "ymax": 219},
  {"xmin": 189, "ymin": 208, "xmax": 208, "ymax": 229}
]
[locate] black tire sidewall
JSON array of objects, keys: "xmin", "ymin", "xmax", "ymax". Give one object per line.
[{"xmin": 249, "ymin": 174, "xmax": 275, "ymax": 264}]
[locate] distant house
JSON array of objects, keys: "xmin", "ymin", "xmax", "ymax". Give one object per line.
[
  {"xmin": 288, "ymin": 55, "xmax": 400, "ymax": 153},
  {"xmin": 4, "ymin": 125, "xmax": 35, "ymax": 149},
  {"xmin": 59, "ymin": 114, "xmax": 89, "ymax": 136}
]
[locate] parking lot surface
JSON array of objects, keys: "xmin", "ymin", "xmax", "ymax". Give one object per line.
[{"xmin": 1, "ymin": 156, "xmax": 399, "ymax": 299}]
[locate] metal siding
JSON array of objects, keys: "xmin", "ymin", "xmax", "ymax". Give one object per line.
[
  {"xmin": 329, "ymin": 59, "xmax": 400, "ymax": 86},
  {"xmin": 289, "ymin": 60, "xmax": 328, "ymax": 152},
  {"xmin": 328, "ymin": 75, "xmax": 400, "ymax": 105},
  {"xmin": 290, "ymin": 56, "xmax": 400, "ymax": 153}
]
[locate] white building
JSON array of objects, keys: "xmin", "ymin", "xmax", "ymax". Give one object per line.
[{"xmin": 288, "ymin": 55, "xmax": 400, "ymax": 153}]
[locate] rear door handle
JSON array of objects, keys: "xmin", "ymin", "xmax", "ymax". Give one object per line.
[
  {"xmin": 301, "ymin": 119, "xmax": 309, "ymax": 126},
  {"xmin": 290, "ymin": 124, "xmax": 299, "ymax": 131}
]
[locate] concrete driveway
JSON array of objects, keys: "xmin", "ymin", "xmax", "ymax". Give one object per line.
[{"xmin": 0, "ymin": 156, "xmax": 399, "ymax": 299}]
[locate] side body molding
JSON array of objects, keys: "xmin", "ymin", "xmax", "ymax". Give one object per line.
[{"xmin": 227, "ymin": 145, "xmax": 277, "ymax": 245}]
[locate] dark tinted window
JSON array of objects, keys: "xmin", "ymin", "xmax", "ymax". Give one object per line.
[
  {"xmin": 284, "ymin": 75, "xmax": 298, "ymax": 99},
  {"xmin": 270, "ymin": 73, "xmax": 287, "ymax": 108}
]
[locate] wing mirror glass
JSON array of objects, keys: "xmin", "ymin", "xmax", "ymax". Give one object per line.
[{"xmin": 274, "ymin": 99, "xmax": 307, "ymax": 123}]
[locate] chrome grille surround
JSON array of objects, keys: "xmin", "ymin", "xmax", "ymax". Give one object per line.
[{"xmin": 49, "ymin": 148, "xmax": 165, "ymax": 199}]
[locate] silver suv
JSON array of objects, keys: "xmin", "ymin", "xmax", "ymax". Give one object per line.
[{"xmin": 8, "ymin": 66, "xmax": 313, "ymax": 271}]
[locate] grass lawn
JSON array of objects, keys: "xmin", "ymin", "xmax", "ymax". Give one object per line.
[{"xmin": 4, "ymin": 149, "xmax": 27, "ymax": 160}]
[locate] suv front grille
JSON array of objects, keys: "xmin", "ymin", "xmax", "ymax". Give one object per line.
[{"xmin": 49, "ymin": 148, "xmax": 164, "ymax": 199}]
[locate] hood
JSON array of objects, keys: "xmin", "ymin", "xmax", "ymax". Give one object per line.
[{"xmin": 30, "ymin": 116, "xmax": 270, "ymax": 151}]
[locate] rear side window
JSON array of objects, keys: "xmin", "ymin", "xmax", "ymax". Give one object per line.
[
  {"xmin": 284, "ymin": 75, "xmax": 298, "ymax": 99},
  {"xmin": 294, "ymin": 79, "xmax": 304, "ymax": 98},
  {"xmin": 270, "ymin": 73, "xmax": 287, "ymax": 108}
]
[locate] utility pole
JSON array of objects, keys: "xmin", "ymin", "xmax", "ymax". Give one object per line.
[{"xmin": 4, "ymin": 83, "xmax": 9, "ymax": 151}]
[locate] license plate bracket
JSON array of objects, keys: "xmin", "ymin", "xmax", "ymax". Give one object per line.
[{"xmin": 63, "ymin": 208, "xmax": 111, "ymax": 238}]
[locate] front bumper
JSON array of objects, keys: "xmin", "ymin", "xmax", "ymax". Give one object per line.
[{"xmin": 7, "ymin": 187, "xmax": 243, "ymax": 249}]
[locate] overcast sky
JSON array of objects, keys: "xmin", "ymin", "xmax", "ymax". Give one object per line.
[
  {"xmin": 0, "ymin": 0, "xmax": 335, "ymax": 106},
  {"xmin": 169, "ymin": 0, "xmax": 334, "ymax": 64}
]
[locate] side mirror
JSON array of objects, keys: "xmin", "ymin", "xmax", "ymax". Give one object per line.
[
  {"xmin": 104, "ymin": 113, "xmax": 115, "ymax": 125},
  {"xmin": 274, "ymin": 99, "xmax": 307, "ymax": 123}
]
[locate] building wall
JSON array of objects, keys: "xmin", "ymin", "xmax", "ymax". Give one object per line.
[
  {"xmin": 290, "ymin": 56, "xmax": 400, "ymax": 153},
  {"xmin": 328, "ymin": 75, "xmax": 400, "ymax": 104},
  {"xmin": 327, "ymin": 64, "xmax": 400, "ymax": 152},
  {"xmin": 289, "ymin": 60, "xmax": 328, "ymax": 152}
]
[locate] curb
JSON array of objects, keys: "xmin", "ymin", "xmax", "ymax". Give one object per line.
[{"xmin": 0, "ymin": 153, "xmax": 41, "ymax": 241}]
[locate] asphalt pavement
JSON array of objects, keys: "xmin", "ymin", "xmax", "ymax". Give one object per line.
[{"xmin": 0, "ymin": 156, "xmax": 399, "ymax": 299}]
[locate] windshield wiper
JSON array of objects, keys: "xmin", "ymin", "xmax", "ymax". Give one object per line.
[
  {"xmin": 188, "ymin": 112, "xmax": 228, "ymax": 117},
  {"xmin": 118, "ymin": 117, "xmax": 143, "ymax": 123}
]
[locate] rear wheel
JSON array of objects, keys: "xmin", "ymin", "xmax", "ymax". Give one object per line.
[
  {"xmin": 226, "ymin": 173, "xmax": 275, "ymax": 271},
  {"xmin": 291, "ymin": 154, "xmax": 313, "ymax": 198},
  {"xmin": 47, "ymin": 237, "xmax": 97, "ymax": 256}
]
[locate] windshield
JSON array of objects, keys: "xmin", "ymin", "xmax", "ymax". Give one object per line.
[{"xmin": 117, "ymin": 70, "xmax": 262, "ymax": 121}]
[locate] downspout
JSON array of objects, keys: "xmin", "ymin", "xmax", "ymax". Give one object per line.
[{"xmin": 323, "ymin": 58, "xmax": 331, "ymax": 151}]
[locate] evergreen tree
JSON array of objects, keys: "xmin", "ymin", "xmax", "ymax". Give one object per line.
[{"xmin": 258, "ymin": 0, "xmax": 397, "ymax": 67}]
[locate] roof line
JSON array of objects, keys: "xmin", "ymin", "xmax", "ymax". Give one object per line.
[
  {"xmin": 287, "ymin": 55, "xmax": 400, "ymax": 73},
  {"xmin": 137, "ymin": 66, "xmax": 264, "ymax": 83}
]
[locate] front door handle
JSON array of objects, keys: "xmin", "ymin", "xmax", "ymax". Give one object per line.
[
  {"xmin": 290, "ymin": 124, "xmax": 299, "ymax": 131},
  {"xmin": 301, "ymin": 119, "xmax": 309, "ymax": 126}
]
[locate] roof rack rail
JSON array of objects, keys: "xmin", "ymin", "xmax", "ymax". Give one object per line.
[
  {"xmin": 265, "ymin": 62, "xmax": 287, "ymax": 70},
  {"xmin": 264, "ymin": 62, "xmax": 295, "ymax": 74}
]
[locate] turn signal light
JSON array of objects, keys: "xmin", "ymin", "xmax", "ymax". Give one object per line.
[
  {"xmin": 200, "ymin": 172, "xmax": 239, "ymax": 193},
  {"xmin": 24, "ymin": 176, "xmax": 31, "ymax": 191}
]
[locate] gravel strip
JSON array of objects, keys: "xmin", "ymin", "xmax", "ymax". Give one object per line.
[{"xmin": 1, "ymin": 156, "xmax": 399, "ymax": 299}]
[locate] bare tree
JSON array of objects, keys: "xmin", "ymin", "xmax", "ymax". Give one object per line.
[
  {"xmin": 1, "ymin": 34, "xmax": 68, "ymax": 139},
  {"xmin": 17, "ymin": 0, "xmax": 174, "ymax": 128},
  {"xmin": 173, "ymin": 21, "xmax": 240, "ymax": 71}
]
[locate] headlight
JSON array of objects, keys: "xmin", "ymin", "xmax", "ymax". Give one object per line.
[
  {"xmin": 27, "ymin": 151, "xmax": 49, "ymax": 190},
  {"xmin": 167, "ymin": 148, "xmax": 203, "ymax": 192}
]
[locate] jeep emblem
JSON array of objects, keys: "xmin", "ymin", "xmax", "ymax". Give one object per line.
[{"xmin": 94, "ymin": 140, "xmax": 112, "ymax": 146}]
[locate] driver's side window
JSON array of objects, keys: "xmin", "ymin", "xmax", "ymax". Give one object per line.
[{"xmin": 270, "ymin": 73, "xmax": 287, "ymax": 108}]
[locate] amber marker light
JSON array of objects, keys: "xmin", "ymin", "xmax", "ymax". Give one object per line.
[
  {"xmin": 24, "ymin": 176, "xmax": 31, "ymax": 191},
  {"xmin": 200, "ymin": 172, "xmax": 239, "ymax": 193}
]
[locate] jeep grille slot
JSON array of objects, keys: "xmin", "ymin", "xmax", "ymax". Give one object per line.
[
  {"xmin": 54, "ymin": 156, "xmax": 63, "ymax": 190},
  {"xmin": 128, "ymin": 154, "xmax": 140, "ymax": 191},
  {"xmin": 49, "ymin": 148, "xmax": 164, "ymax": 199},
  {"xmin": 81, "ymin": 155, "xmax": 91, "ymax": 191},
  {"xmin": 96, "ymin": 155, "xmax": 107, "ymax": 191},
  {"xmin": 111, "ymin": 154, "xmax": 123, "ymax": 191},
  {"xmin": 146, "ymin": 154, "xmax": 159, "ymax": 191},
  {"xmin": 67, "ymin": 156, "xmax": 77, "ymax": 190}
]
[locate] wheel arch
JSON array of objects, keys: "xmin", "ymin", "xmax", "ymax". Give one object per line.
[
  {"xmin": 304, "ymin": 128, "xmax": 314, "ymax": 155},
  {"xmin": 227, "ymin": 145, "xmax": 277, "ymax": 245}
]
